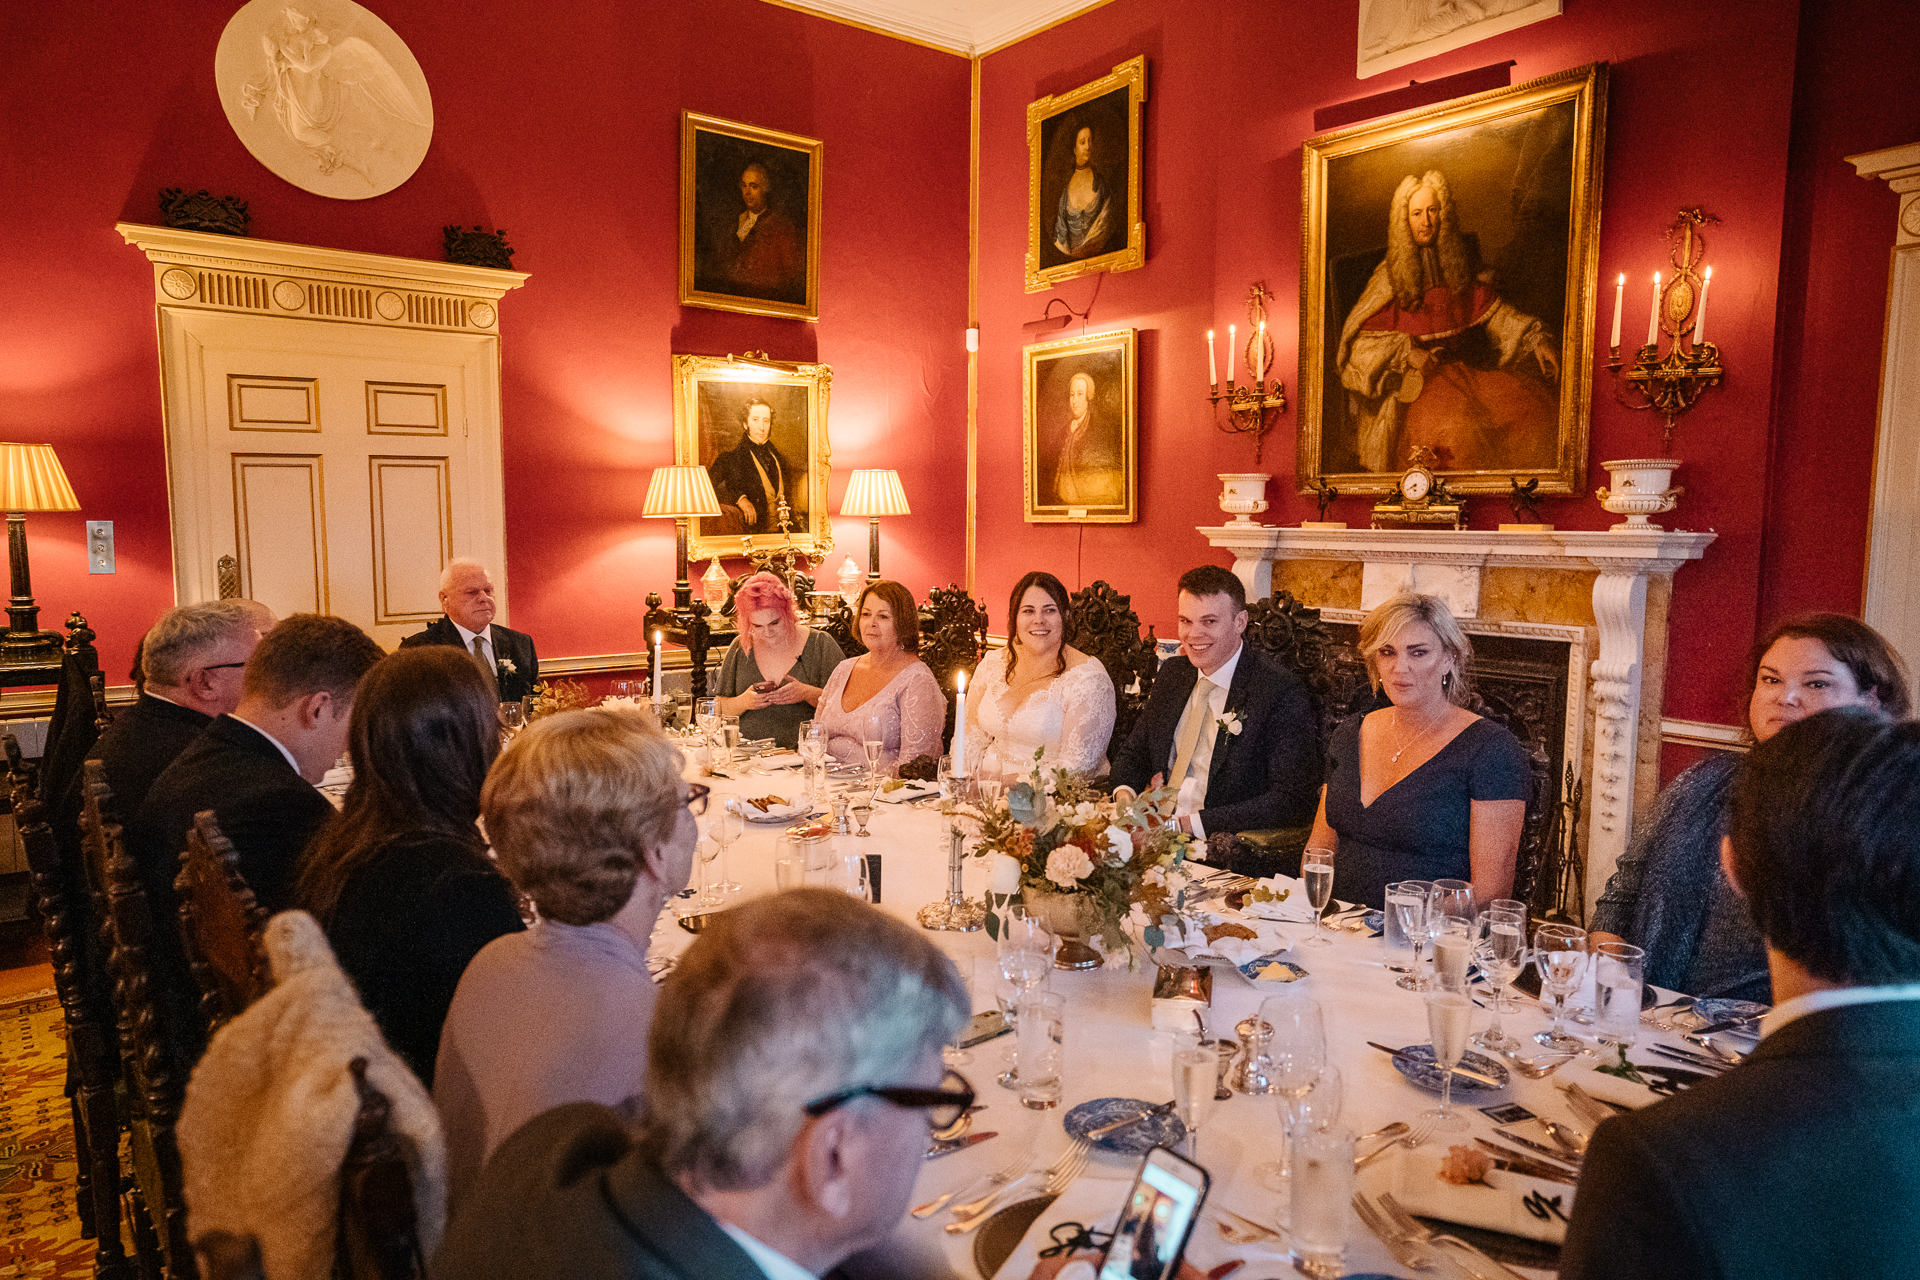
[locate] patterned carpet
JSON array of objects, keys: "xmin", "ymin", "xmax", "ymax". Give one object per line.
[{"xmin": 0, "ymin": 988, "xmax": 95, "ymax": 1279}]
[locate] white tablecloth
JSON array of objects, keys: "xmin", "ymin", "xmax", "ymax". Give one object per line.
[{"xmin": 661, "ymin": 762, "xmax": 1704, "ymax": 1280}]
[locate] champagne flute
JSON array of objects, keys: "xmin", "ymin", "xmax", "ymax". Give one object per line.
[
  {"xmin": 1424, "ymin": 989, "xmax": 1474, "ymax": 1134},
  {"xmin": 1534, "ymin": 922, "xmax": 1590, "ymax": 1051},
  {"xmin": 712, "ymin": 808, "xmax": 744, "ymax": 896},
  {"xmin": 1301, "ymin": 847, "xmax": 1335, "ymax": 948},
  {"xmin": 1431, "ymin": 918, "xmax": 1474, "ymax": 992},
  {"xmin": 1173, "ymin": 1044, "xmax": 1219, "ymax": 1161},
  {"xmin": 695, "ymin": 697, "xmax": 721, "ymax": 770},
  {"xmin": 1253, "ymin": 995, "xmax": 1326, "ymax": 1189},
  {"xmin": 1473, "ymin": 904, "xmax": 1527, "ymax": 1051}
]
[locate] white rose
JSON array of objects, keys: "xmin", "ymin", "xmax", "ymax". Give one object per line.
[
  {"xmin": 1044, "ymin": 845, "xmax": 1095, "ymax": 888},
  {"xmin": 988, "ymin": 853, "xmax": 1023, "ymax": 895},
  {"xmin": 1074, "ymin": 801, "xmax": 1102, "ymax": 823},
  {"xmin": 1103, "ymin": 824, "xmax": 1133, "ymax": 863}
]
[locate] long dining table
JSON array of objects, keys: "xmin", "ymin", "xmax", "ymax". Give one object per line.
[{"xmin": 649, "ymin": 758, "xmax": 1716, "ymax": 1280}]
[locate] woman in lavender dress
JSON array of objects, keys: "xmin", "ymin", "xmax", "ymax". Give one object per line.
[{"xmin": 812, "ymin": 579, "xmax": 945, "ymax": 773}]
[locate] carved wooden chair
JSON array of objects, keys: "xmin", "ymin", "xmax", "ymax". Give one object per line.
[
  {"xmin": 815, "ymin": 595, "xmax": 861, "ymax": 660},
  {"xmin": 80, "ymin": 759, "xmax": 198, "ymax": 1279},
  {"xmin": 37, "ymin": 611, "xmax": 111, "ymax": 807},
  {"xmin": 916, "ymin": 585, "xmax": 990, "ymax": 750},
  {"xmin": 175, "ymin": 811, "xmax": 271, "ymax": 1036},
  {"xmin": 8, "ymin": 736, "xmax": 133, "ymax": 1279},
  {"xmin": 1065, "ymin": 580, "xmax": 1160, "ymax": 760}
]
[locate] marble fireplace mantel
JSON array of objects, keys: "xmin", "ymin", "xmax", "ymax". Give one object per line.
[{"xmin": 1198, "ymin": 523, "xmax": 1717, "ymax": 916}]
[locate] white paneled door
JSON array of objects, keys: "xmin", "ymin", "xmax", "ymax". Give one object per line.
[{"xmin": 158, "ymin": 308, "xmax": 507, "ymax": 650}]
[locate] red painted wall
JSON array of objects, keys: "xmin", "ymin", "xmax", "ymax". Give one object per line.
[
  {"xmin": 975, "ymin": 0, "xmax": 1903, "ymax": 733},
  {"xmin": 0, "ymin": 0, "xmax": 970, "ymax": 679}
]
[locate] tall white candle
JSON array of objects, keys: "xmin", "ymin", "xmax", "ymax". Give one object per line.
[
  {"xmin": 1610, "ymin": 273, "xmax": 1625, "ymax": 349},
  {"xmin": 950, "ymin": 669, "xmax": 969, "ymax": 775},
  {"xmin": 1693, "ymin": 267, "xmax": 1712, "ymax": 348},
  {"xmin": 1257, "ymin": 320, "xmax": 1268, "ymax": 385},
  {"xmin": 1646, "ymin": 272, "xmax": 1662, "ymax": 348},
  {"xmin": 1207, "ymin": 329, "xmax": 1218, "ymax": 386},
  {"xmin": 652, "ymin": 630, "xmax": 663, "ymax": 700},
  {"xmin": 1227, "ymin": 324, "xmax": 1236, "ymax": 384}
]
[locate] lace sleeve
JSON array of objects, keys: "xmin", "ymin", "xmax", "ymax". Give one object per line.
[
  {"xmin": 813, "ymin": 660, "xmax": 861, "ymax": 764},
  {"xmin": 895, "ymin": 662, "xmax": 948, "ymax": 768},
  {"xmin": 1052, "ymin": 658, "xmax": 1117, "ymax": 775},
  {"xmin": 962, "ymin": 665, "xmax": 995, "ymax": 776}
]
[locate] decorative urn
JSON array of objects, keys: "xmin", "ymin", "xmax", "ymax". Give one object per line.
[{"xmin": 1595, "ymin": 459, "xmax": 1683, "ymax": 530}]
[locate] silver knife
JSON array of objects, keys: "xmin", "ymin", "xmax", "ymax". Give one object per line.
[
  {"xmin": 926, "ymin": 1131, "xmax": 997, "ymax": 1159},
  {"xmin": 1088, "ymin": 1100, "xmax": 1175, "ymax": 1139},
  {"xmin": 1492, "ymin": 1129, "xmax": 1583, "ymax": 1165},
  {"xmin": 1473, "ymin": 1139, "xmax": 1578, "ymax": 1185},
  {"xmin": 1367, "ymin": 1042, "xmax": 1504, "ymax": 1089}
]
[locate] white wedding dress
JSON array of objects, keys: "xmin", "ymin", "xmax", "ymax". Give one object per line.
[{"xmin": 963, "ymin": 655, "xmax": 1116, "ymax": 781}]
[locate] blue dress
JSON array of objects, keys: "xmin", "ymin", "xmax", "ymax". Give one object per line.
[{"xmin": 1322, "ymin": 712, "xmax": 1529, "ymax": 908}]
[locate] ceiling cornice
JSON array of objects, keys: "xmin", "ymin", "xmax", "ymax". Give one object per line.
[{"xmin": 769, "ymin": 0, "xmax": 1111, "ymax": 56}]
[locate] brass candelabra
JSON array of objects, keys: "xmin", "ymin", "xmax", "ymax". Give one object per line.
[
  {"xmin": 1607, "ymin": 209, "xmax": 1725, "ymax": 450},
  {"xmin": 1207, "ymin": 283, "xmax": 1287, "ymax": 463}
]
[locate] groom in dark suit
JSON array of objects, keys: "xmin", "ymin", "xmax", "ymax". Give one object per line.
[
  {"xmin": 1110, "ymin": 565, "xmax": 1318, "ymax": 839},
  {"xmin": 1560, "ymin": 707, "xmax": 1920, "ymax": 1279},
  {"xmin": 400, "ymin": 558, "xmax": 540, "ymax": 703}
]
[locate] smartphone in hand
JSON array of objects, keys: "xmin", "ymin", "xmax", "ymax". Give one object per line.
[{"xmin": 1096, "ymin": 1147, "xmax": 1210, "ymax": 1280}]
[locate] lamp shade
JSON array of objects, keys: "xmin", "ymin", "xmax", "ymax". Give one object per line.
[
  {"xmin": 642, "ymin": 466, "xmax": 722, "ymax": 518},
  {"xmin": 0, "ymin": 443, "xmax": 79, "ymax": 512},
  {"xmin": 839, "ymin": 469, "xmax": 910, "ymax": 517}
]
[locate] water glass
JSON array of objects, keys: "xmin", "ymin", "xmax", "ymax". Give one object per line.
[
  {"xmin": 1301, "ymin": 847, "xmax": 1336, "ymax": 948},
  {"xmin": 1431, "ymin": 918, "xmax": 1474, "ymax": 992},
  {"xmin": 1016, "ymin": 991, "xmax": 1065, "ymax": 1110},
  {"xmin": 1254, "ymin": 995, "xmax": 1326, "ymax": 1190},
  {"xmin": 1289, "ymin": 1126, "xmax": 1355, "ymax": 1278},
  {"xmin": 774, "ymin": 838, "xmax": 806, "ymax": 893},
  {"xmin": 1383, "ymin": 879, "xmax": 1431, "ymax": 973},
  {"xmin": 1389, "ymin": 882, "xmax": 1432, "ymax": 990},
  {"xmin": 498, "ymin": 701, "xmax": 527, "ymax": 740},
  {"xmin": 1473, "ymin": 904, "xmax": 1528, "ymax": 1051},
  {"xmin": 833, "ymin": 852, "xmax": 871, "ymax": 902},
  {"xmin": 1534, "ymin": 922, "xmax": 1590, "ymax": 1051},
  {"xmin": 1172, "ymin": 1046, "xmax": 1218, "ymax": 1159},
  {"xmin": 1595, "ymin": 940, "xmax": 1646, "ymax": 1046},
  {"xmin": 711, "ymin": 809, "xmax": 744, "ymax": 897}
]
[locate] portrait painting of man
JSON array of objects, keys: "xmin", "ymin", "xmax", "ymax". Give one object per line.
[
  {"xmin": 674, "ymin": 354, "xmax": 833, "ymax": 560},
  {"xmin": 679, "ymin": 113, "xmax": 822, "ymax": 321},
  {"xmin": 1298, "ymin": 63, "xmax": 1605, "ymax": 496},
  {"xmin": 1026, "ymin": 57, "xmax": 1147, "ymax": 292},
  {"xmin": 1023, "ymin": 329, "xmax": 1136, "ymax": 523}
]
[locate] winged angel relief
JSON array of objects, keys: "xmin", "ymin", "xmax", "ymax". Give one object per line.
[{"xmin": 236, "ymin": 6, "xmax": 431, "ymax": 194}]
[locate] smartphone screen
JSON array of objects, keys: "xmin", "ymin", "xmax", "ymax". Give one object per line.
[{"xmin": 1097, "ymin": 1147, "xmax": 1210, "ymax": 1280}]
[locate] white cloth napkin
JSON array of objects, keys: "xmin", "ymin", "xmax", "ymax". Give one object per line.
[
  {"xmin": 874, "ymin": 780, "xmax": 938, "ymax": 804},
  {"xmin": 724, "ymin": 796, "xmax": 805, "ymax": 821},
  {"xmin": 987, "ymin": 1175, "xmax": 1286, "ymax": 1280},
  {"xmin": 1386, "ymin": 1146, "xmax": 1574, "ymax": 1244},
  {"xmin": 1235, "ymin": 874, "xmax": 1319, "ymax": 924}
]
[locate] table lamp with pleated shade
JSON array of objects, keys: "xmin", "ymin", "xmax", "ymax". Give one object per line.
[
  {"xmin": 0, "ymin": 443, "xmax": 79, "ymax": 656},
  {"xmin": 643, "ymin": 466, "xmax": 723, "ymax": 610},
  {"xmin": 838, "ymin": 469, "xmax": 910, "ymax": 582}
]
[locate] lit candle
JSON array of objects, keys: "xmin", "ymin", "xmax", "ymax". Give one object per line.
[
  {"xmin": 1207, "ymin": 329, "xmax": 1218, "ymax": 387},
  {"xmin": 1610, "ymin": 273, "xmax": 1625, "ymax": 350},
  {"xmin": 951, "ymin": 669, "xmax": 969, "ymax": 775},
  {"xmin": 1693, "ymin": 266, "xmax": 1712, "ymax": 348},
  {"xmin": 1646, "ymin": 272, "xmax": 1662, "ymax": 349},
  {"xmin": 1227, "ymin": 324, "xmax": 1236, "ymax": 384},
  {"xmin": 1257, "ymin": 320, "xmax": 1268, "ymax": 385},
  {"xmin": 652, "ymin": 630, "xmax": 663, "ymax": 700}
]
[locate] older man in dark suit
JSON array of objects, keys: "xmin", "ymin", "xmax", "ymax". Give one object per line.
[
  {"xmin": 1109, "ymin": 564, "xmax": 1319, "ymax": 839},
  {"xmin": 1561, "ymin": 707, "xmax": 1920, "ymax": 1279},
  {"xmin": 400, "ymin": 558, "xmax": 539, "ymax": 703}
]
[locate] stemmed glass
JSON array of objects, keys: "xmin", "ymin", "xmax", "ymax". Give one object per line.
[
  {"xmin": 797, "ymin": 720, "xmax": 828, "ymax": 801},
  {"xmin": 1253, "ymin": 996, "xmax": 1327, "ymax": 1189},
  {"xmin": 1473, "ymin": 901, "xmax": 1528, "ymax": 1051},
  {"xmin": 1424, "ymin": 989, "xmax": 1474, "ymax": 1134},
  {"xmin": 695, "ymin": 697, "xmax": 722, "ymax": 768},
  {"xmin": 1425, "ymin": 880, "xmax": 1475, "ymax": 988},
  {"xmin": 1534, "ymin": 922, "xmax": 1590, "ymax": 1051},
  {"xmin": 712, "ymin": 807, "xmax": 744, "ymax": 895},
  {"xmin": 1172, "ymin": 1041, "xmax": 1219, "ymax": 1161},
  {"xmin": 1300, "ymin": 847, "xmax": 1336, "ymax": 948},
  {"xmin": 1391, "ymin": 887, "xmax": 1430, "ymax": 991},
  {"xmin": 608, "ymin": 678, "xmax": 637, "ymax": 704},
  {"xmin": 694, "ymin": 831, "xmax": 722, "ymax": 907},
  {"xmin": 834, "ymin": 852, "xmax": 871, "ymax": 902},
  {"xmin": 498, "ymin": 701, "xmax": 527, "ymax": 742},
  {"xmin": 850, "ymin": 787, "xmax": 876, "ymax": 837},
  {"xmin": 996, "ymin": 910, "xmax": 1053, "ymax": 1088}
]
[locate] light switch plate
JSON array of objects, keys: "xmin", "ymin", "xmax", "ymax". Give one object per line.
[{"xmin": 87, "ymin": 520, "xmax": 114, "ymax": 574}]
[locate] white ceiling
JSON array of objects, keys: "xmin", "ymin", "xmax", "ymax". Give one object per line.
[{"xmin": 773, "ymin": 0, "xmax": 1109, "ymax": 55}]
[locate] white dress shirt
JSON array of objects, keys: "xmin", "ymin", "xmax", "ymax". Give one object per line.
[
  {"xmin": 228, "ymin": 714, "xmax": 301, "ymax": 775},
  {"xmin": 453, "ymin": 620, "xmax": 494, "ymax": 669},
  {"xmin": 1169, "ymin": 642, "xmax": 1242, "ymax": 840}
]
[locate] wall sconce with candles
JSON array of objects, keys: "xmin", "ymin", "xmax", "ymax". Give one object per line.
[
  {"xmin": 0, "ymin": 442, "xmax": 80, "ymax": 662},
  {"xmin": 838, "ymin": 469, "xmax": 909, "ymax": 582},
  {"xmin": 1206, "ymin": 283, "xmax": 1288, "ymax": 463},
  {"xmin": 1606, "ymin": 208, "xmax": 1724, "ymax": 450}
]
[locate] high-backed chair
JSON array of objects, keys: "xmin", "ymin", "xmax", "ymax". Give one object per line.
[
  {"xmin": 916, "ymin": 585, "xmax": 989, "ymax": 750},
  {"xmin": 38, "ymin": 612, "xmax": 111, "ymax": 808},
  {"xmin": 1065, "ymin": 580, "xmax": 1159, "ymax": 760},
  {"xmin": 175, "ymin": 811, "xmax": 271, "ymax": 1036},
  {"xmin": 9, "ymin": 736, "xmax": 132, "ymax": 1279},
  {"xmin": 81, "ymin": 759, "xmax": 198, "ymax": 1279}
]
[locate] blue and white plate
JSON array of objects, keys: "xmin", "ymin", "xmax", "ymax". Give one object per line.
[
  {"xmin": 1388, "ymin": 1045, "xmax": 1510, "ymax": 1094},
  {"xmin": 1237, "ymin": 951, "xmax": 1309, "ymax": 986},
  {"xmin": 1063, "ymin": 1097, "xmax": 1188, "ymax": 1155}
]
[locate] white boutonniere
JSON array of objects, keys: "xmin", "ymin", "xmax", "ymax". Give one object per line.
[
  {"xmin": 497, "ymin": 658, "xmax": 517, "ymax": 675},
  {"xmin": 1216, "ymin": 710, "xmax": 1243, "ymax": 736}
]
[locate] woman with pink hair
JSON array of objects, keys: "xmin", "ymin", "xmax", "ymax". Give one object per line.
[{"xmin": 714, "ymin": 571, "xmax": 845, "ymax": 748}]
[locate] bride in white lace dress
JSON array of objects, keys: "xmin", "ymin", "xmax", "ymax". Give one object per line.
[{"xmin": 963, "ymin": 572, "xmax": 1116, "ymax": 781}]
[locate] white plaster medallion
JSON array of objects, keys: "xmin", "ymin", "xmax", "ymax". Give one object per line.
[
  {"xmin": 375, "ymin": 290, "xmax": 406, "ymax": 320},
  {"xmin": 467, "ymin": 301, "xmax": 496, "ymax": 328},
  {"xmin": 161, "ymin": 268, "xmax": 198, "ymax": 299},
  {"xmin": 215, "ymin": 0, "xmax": 434, "ymax": 200}
]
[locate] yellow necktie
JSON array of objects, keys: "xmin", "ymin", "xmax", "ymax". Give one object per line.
[{"xmin": 1168, "ymin": 676, "xmax": 1214, "ymax": 787}]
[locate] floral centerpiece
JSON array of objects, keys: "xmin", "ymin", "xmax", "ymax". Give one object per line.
[
  {"xmin": 961, "ymin": 756, "xmax": 1209, "ymax": 966},
  {"xmin": 524, "ymin": 677, "xmax": 590, "ymax": 721}
]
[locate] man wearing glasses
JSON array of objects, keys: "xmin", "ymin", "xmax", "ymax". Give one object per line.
[{"xmin": 435, "ymin": 888, "xmax": 970, "ymax": 1279}]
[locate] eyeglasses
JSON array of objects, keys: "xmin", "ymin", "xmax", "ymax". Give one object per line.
[
  {"xmin": 684, "ymin": 782, "xmax": 711, "ymax": 817},
  {"xmin": 803, "ymin": 1068, "xmax": 975, "ymax": 1130},
  {"xmin": 202, "ymin": 662, "xmax": 248, "ymax": 672}
]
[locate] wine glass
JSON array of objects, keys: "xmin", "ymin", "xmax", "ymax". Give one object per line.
[
  {"xmin": 1534, "ymin": 922, "xmax": 1590, "ymax": 1051},
  {"xmin": 834, "ymin": 852, "xmax": 871, "ymax": 902},
  {"xmin": 1300, "ymin": 847, "xmax": 1336, "ymax": 948},
  {"xmin": 498, "ymin": 701, "xmax": 527, "ymax": 741},
  {"xmin": 694, "ymin": 832, "xmax": 722, "ymax": 907},
  {"xmin": 1431, "ymin": 918, "xmax": 1474, "ymax": 993},
  {"xmin": 1424, "ymin": 990, "xmax": 1474, "ymax": 1134},
  {"xmin": 712, "ymin": 807, "xmax": 744, "ymax": 895},
  {"xmin": 608, "ymin": 678, "xmax": 635, "ymax": 704},
  {"xmin": 1391, "ymin": 890, "xmax": 1431, "ymax": 991},
  {"xmin": 996, "ymin": 921, "xmax": 1052, "ymax": 1089},
  {"xmin": 1253, "ymin": 995, "xmax": 1326, "ymax": 1189},
  {"xmin": 1173, "ymin": 1043, "xmax": 1219, "ymax": 1161},
  {"xmin": 1425, "ymin": 880, "xmax": 1474, "ymax": 987},
  {"xmin": 797, "ymin": 720, "xmax": 827, "ymax": 798},
  {"xmin": 1473, "ymin": 903, "xmax": 1527, "ymax": 1051}
]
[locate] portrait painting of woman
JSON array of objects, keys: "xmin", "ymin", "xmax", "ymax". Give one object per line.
[{"xmin": 1026, "ymin": 57, "xmax": 1148, "ymax": 291}]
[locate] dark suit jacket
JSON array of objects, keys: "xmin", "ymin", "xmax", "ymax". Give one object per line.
[
  {"xmin": 63, "ymin": 693, "xmax": 213, "ymax": 827},
  {"xmin": 400, "ymin": 617, "xmax": 540, "ymax": 703},
  {"xmin": 1560, "ymin": 999, "xmax": 1920, "ymax": 1279},
  {"xmin": 1109, "ymin": 643, "xmax": 1319, "ymax": 836},
  {"xmin": 432, "ymin": 1102, "xmax": 768, "ymax": 1280}
]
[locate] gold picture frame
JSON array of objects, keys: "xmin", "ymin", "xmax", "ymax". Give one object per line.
[
  {"xmin": 672, "ymin": 353, "xmax": 834, "ymax": 561},
  {"xmin": 679, "ymin": 112, "xmax": 822, "ymax": 321},
  {"xmin": 1023, "ymin": 329, "xmax": 1137, "ymax": 523},
  {"xmin": 1025, "ymin": 56, "xmax": 1147, "ymax": 293},
  {"xmin": 1298, "ymin": 62, "xmax": 1607, "ymax": 496}
]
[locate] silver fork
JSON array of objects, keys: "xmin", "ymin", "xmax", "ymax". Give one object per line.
[
  {"xmin": 1400, "ymin": 1114, "xmax": 1438, "ymax": 1149},
  {"xmin": 1351, "ymin": 1193, "xmax": 1436, "ymax": 1272},
  {"xmin": 946, "ymin": 1138, "xmax": 1090, "ymax": 1234},
  {"xmin": 1378, "ymin": 1191, "xmax": 1528, "ymax": 1280},
  {"xmin": 1043, "ymin": 1137, "xmax": 1091, "ymax": 1194},
  {"xmin": 911, "ymin": 1141, "xmax": 1032, "ymax": 1219}
]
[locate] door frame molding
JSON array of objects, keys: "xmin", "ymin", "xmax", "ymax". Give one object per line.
[{"xmin": 117, "ymin": 223, "xmax": 528, "ymax": 624}]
